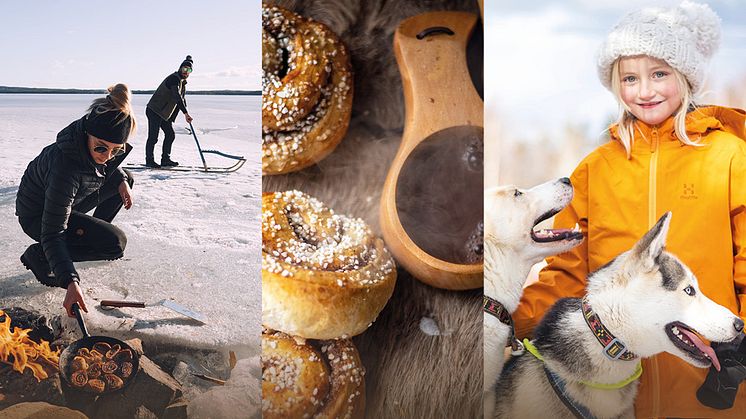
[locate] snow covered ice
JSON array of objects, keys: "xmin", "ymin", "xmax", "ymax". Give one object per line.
[
  {"xmin": 188, "ymin": 357, "xmax": 261, "ymax": 419},
  {"xmin": 0, "ymin": 94, "xmax": 261, "ymax": 356}
]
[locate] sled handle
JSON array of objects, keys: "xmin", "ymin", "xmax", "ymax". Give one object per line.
[{"xmin": 189, "ymin": 122, "xmax": 208, "ymax": 170}]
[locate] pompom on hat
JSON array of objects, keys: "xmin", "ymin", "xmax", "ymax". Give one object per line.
[
  {"xmin": 180, "ymin": 55, "xmax": 193, "ymax": 69},
  {"xmin": 597, "ymin": 1, "xmax": 721, "ymax": 93}
]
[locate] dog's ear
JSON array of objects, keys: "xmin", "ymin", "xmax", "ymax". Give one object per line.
[{"xmin": 631, "ymin": 212, "xmax": 672, "ymax": 271}]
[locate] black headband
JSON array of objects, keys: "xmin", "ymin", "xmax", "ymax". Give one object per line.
[{"xmin": 84, "ymin": 107, "xmax": 132, "ymax": 144}]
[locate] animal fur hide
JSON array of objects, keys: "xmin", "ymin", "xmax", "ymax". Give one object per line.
[{"xmin": 263, "ymin": 1, "xmax": 483, "ymax": 417}]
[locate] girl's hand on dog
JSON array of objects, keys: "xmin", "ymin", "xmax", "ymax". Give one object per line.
[
  {"xmin": 64, "ymin": 282, "xmax": 88, "ymax": 317},
  {"xmin": 118, "ymin": 181, "xmax": 133, "ymax": 210}
]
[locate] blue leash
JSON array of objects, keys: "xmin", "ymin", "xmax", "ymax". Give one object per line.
[
  {"xmin": 543, "ymin": 367, "xmax": 597, "ymax": 419},
  {"xmin": 524, "ymin": 339, "xmax": 597, "ymax": 419}
]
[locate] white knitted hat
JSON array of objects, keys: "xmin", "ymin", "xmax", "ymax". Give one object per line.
[{"xmin": 597, "ymin": 1, "xmax": 721, "ymax": 93}]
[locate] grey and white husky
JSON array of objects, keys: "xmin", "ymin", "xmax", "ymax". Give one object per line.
[{"xmin": 494, "ymin": 212, "xmax": 745, "ymax": 419}]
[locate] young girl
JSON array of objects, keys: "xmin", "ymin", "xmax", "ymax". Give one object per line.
[
  {"xmin": 513, "ymin": 2, "xmax": 746, "ymax": 417},
  {"xmin": 16, "ymin": 84, "xmax": 137, "ymax": 318}
]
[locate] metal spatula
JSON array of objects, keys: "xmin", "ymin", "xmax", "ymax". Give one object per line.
[{"xmin": 100, "ymin": 299, "xmax": 207, "ymax": 324}]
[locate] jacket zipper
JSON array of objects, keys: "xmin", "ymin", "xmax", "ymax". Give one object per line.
[
  {"xmin": 648, "ymin": 127, "xmax": 659, "ymax": 228},
  {"xmin": 648, "ymin": 126, "xmax": 660, "ymax": 416}
]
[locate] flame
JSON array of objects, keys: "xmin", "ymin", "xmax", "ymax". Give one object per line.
[{"xmin": 0, "ymin": 309, "xmax": 60, "ymax": 381}]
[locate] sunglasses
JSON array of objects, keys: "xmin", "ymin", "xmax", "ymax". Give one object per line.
[
  {"xmin": 181, "ymin": 67, "xmax": 193, "ymax": 73},
  {"xmin": 93, "ymin": 144, "xmax": 126, "ymax": 157}
]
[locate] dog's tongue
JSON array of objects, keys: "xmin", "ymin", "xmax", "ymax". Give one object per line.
[{"xmin": 679, "ymin": 327, "xmax": 721, "ymax": 371}]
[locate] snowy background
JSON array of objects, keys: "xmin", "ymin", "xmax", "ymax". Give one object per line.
[
  {"xmin": 484, "ymin": 0, "xmax": 746, "ymax": 188},
  {"xmin": 0, "ymin": 94, "xmax": 260, "ymax": 359}
]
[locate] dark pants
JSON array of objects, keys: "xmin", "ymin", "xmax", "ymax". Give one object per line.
[
  {"xmin": 145, "ymin": 107, "xmax": 176, "ymax": 161},
  {"xmin": 19, "ymin": 171, "xmax": 134, "ymax": 263}
]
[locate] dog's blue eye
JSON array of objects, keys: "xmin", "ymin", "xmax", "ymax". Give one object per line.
[
  {"xmin": 684, "ymin": 285, "xmax": 696, "ymax": 296},
  {"xmin": 514, "ymin": 189, "xmax": 523, "ymax": 197}
]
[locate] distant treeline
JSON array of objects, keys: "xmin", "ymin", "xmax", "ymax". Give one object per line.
[{"xmin": 0, "ymin": 86, "xmax": 260, "ymax": 95}]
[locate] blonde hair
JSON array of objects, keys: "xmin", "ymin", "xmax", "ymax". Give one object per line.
[
  {"xmin": 87, "ymin": 83, "xmax": 137, "ymax": 140},
  {"xmin": 609, "ymin": 58, "xmax": 702, "ymax": 158}
]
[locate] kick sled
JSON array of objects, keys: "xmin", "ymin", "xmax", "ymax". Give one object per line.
[{"xmin": 128, "ymin": 122, "xmax": 246, "ymax": 173}]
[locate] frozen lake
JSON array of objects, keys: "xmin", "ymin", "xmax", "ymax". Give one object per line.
[{"xmin": 0, "ymin": 94, "xmax": 261, "ymax": 357}]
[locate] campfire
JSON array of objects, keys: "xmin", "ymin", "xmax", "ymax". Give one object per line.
[
  {"xmin": 0, "ymin": 308, "xmax": 256, "ymax": 418},
  {"xmin": 0, "ymin": 307, "xmax": 185, "ymax": 417},
  {"xmin": 0, "ymin": 309, "xmax": 60, "ymax": 381}
]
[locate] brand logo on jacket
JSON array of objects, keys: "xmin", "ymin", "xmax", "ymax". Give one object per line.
[{"xmin": 680, "ymin": 183, "xmax": 698, "ymax": 200}]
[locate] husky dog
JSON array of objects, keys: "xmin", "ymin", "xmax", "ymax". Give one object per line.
[
  {"xmin": 483, "ymin": 177, "xmax": 584, "ymax": 417},
  {"xmin": 494, "ymin": 212, "xmax": 745, "ymax": 419}
]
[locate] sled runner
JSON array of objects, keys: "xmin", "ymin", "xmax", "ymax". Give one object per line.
[{"xmin": 186, "ymin": 122, "xmax": 246, "ymax": 173}]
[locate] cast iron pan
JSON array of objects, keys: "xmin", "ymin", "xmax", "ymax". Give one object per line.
[{"xmin": 59, "ymin": 303, "xmax": 140, "ymax": 395}]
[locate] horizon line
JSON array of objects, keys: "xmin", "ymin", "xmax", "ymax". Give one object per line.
[{"xmin": 0, "ymin": 85, "xmax": 260, "ymax": 95}]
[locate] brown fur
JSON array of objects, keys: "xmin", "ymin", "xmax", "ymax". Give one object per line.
[{"xmin": 263, "ymin": 0, "xmax": 482, "ymax": 417}]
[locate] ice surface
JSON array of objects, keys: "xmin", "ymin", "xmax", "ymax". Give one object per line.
[
  {"xmin": 0, "ymin": 94, "xmax": 261, "ymax": 355},
  {"xmin": 187, "ymin": 358, "xmax": 261, "ymax": 419}
]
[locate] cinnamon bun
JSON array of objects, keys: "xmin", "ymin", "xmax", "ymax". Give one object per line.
[
  {"xmin": 262, "ymin": 329, "xmax": 364, "ymax": 419},
  {"xmin": 262, "ymin": 191, "xmax": 396, "ymax": 339},
  {"xmin": 262, "ymin": 5, "xmax": 354, "ymax": 175}
]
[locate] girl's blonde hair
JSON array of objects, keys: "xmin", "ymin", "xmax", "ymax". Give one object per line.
[
  {"xmin": 87, "ymin": 83, "xmax": 137, "ymax": 140},
  {"xmin": 609, "ymin": 58, "xmax": 702, "ymax": 158}
]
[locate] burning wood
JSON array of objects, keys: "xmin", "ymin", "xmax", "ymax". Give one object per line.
[{"xmin": 0, "ymin": 309, "xmax": 60, "ymax": 381}]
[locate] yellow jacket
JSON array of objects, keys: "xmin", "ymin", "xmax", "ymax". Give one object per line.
[{"xmin": 513, "ymin": 106, "xmax": 746, "ymax": 418}]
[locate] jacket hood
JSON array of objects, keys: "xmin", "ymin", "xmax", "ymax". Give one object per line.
[
  {"xmin": 699, "ymin": 106, "xmax": 746, "ymax": 140},
  {"xmin": 609, "ymin": 106, "xmax": 746, "ymax": 144},
  {"xmin": 56, "ymin": 118, "xmax": 92, "ymax": 165}
]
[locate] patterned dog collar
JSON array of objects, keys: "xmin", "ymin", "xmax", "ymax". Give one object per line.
[
  {"xmin": 484, "ymin": 295, "xmax": 524, "ymax": 354},
  {"xmin": 483, "ymin": 295, "xmax": 511, "ymax": 325},
  {"xmin": 582, "ymin": 297, "xmax": 637, "ymax": 361}
]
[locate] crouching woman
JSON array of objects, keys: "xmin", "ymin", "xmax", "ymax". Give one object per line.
[{"xmin": 16, "ymin": 83, "xmax": 136, "ymax": 317}]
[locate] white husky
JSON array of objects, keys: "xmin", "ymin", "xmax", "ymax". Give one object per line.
[
  {"xmin": 483, "ymin": 178, "xmax": 584, "ymax": 417},
  {"xmin": 494, "ymin": 212, "xmax": 745, "ymax": 419}
]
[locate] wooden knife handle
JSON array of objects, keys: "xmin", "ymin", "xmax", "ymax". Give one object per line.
[{"xmin": 100, "ymin": 300, "xmax": 146, "ymax": 308}]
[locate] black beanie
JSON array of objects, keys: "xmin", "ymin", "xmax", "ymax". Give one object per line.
[
  {"xmin": 180, "ymin": 55, "xmax": 194, "ymax": 69},
  {"xmin": 85, "ymin": 107, "xmax": 132, "ymax": 144}
]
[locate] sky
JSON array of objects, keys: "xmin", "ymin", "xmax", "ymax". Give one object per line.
[
  {"xmin": 485, "ymin": 0, "xmax": 746, "ymax": 145},
  {"xmin": 0, "ymin": 1, "xmax": 260, "ymax": 90}
]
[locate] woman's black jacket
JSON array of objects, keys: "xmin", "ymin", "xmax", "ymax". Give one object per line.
[{"xmin": 15, "ymin": 117, "xmax": 131, "ymax": 286}]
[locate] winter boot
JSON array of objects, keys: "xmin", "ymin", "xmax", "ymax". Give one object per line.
[
  {"xmin": 145, "ymin": 140, "xmax": 160, "ymax": 168},
  {"xmin": 145, "ymin": 159, "xmax": 161, "ymax": 168},
  {"xmin": 161, "ymin": 157, "xmax": 179, "ymax": 167},
  {"xmin": 20, "ymin": 244, "xmax": 59, "ymax": 287}
]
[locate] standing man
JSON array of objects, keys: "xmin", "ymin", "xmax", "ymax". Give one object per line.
[{"xmin": 145, "ymin": 55, "xmax": 194, "ymax": 168}]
